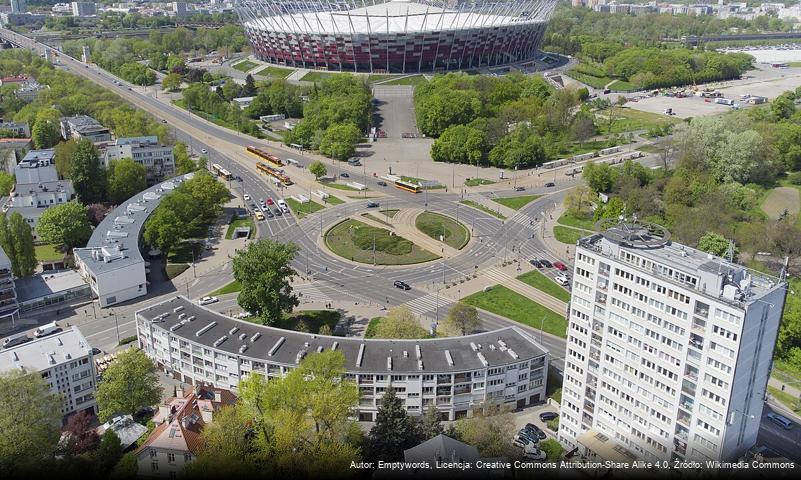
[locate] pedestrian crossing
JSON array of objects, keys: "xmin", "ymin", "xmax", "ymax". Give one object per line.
[
  {"xmin": 404, "ymin": 293, "xmax": 454, "ymax": 318},
  {"xmin": 295, "ymin": 284, "xmax": 331, "ymax": 304}
]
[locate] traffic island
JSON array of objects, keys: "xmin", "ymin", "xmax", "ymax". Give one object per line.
[
  {"xmin": 324, "ymin": 218, "xmax": 440, "ymax": 265},
  {"xmin": 414, "ymin": 211, "xmax": 470, "ymax": 250}
]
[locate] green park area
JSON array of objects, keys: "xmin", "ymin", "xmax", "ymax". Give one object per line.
[
  {"xmin": 322, "ymin": 181, "xmax": 361, "ymax": 191},
  {"xmin": 517, "ymin": 270, "xmax": 571, "ymax": 302},
  {"xmin": 225, "ymin": 217, "xmax": 255, "ymax": 239},
  {"xmin": 492, "ymin": 194, "xmax": 541, "ymax": 211},
  {"xmin": 381, "ymin": 75, "xmax": 429, "ymax": 86},
  {"xmin": 300, "ymin": 71, "xmax": 340, "ymax": 83},
  {"xmin": 232, "ymin": 60, "xmax": 258, "ymax": 72},
  {"xmin": 459, "ymin": 200, "xmax": 506, "ymax": 220},
  {"xmin": 34, "ymin": 244, "xmax": 63, "ymax": 262},
  {"xmin": 557, "ymin": 211, "xmax": 596, "ymax": 231},
  {"xmin": 286, "ymin": 198, "xmax": 325, "ymax": 219},
  {"xmin": 209, "ymin": 279, "xmax": 241, "ymax": 296},
  {"xmin": 164, "ymin": 241, "xmax": 204, "ymax": 279},
  {"xmin": 553, "ymin": 225, "xmax": 590, "ymax": 245},
  {"xmin": 278, "ymin": 310, "xmax": 341, "ymax": 334},
  {"xmin": 415, "ymin": 211, "xmax": 470, "ymax": 249},
  {"xmin": 362, "ymin": 213, "xmax": 392, "ymax": 227},
  {"xmin": 380, "ymin": 209, "xmax": 399, "ymax": 218},
  {"xmin": 255, "ymin": 66, "xmax": 293, "ymax": 78},
  {"xmin": 462, "ymin": 286, "xmax": 567, "ymax": 338},
  {"xmin": 464, "ymin": 178, "xmax": 495, "ymax": 187},
  {"xmin": 325, "ymin": 195, "xmax": 345, "ymax": 205},
  {"xmin": 325, "ymin": 219, "xmax": 439, "ymax": 265}
]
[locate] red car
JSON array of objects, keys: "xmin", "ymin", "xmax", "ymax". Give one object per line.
[
  {"xmin": 554, "ymin": 262, "xmax": 567, "ymax": 271},
  {"xmin": 266, "ymin": 198, "xmax": 274, "ymax": 205}
]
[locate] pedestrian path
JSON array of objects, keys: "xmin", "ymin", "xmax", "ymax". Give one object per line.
[
  {"xmin": 403, "ymin": 292, "xmax": 454, "ymax": 318},
  {"xmin": 295, "ymin": 283, "xmax": 331, "ymax": 304}
]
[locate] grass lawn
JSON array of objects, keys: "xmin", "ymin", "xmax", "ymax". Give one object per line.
[
  {"xmin": 35, "ymin": 244, "xmax": 63, "ymax": 262},
  {"xmin": 553, "ymin": 225, "xmax": 590, "ymax": 244},
  {"xmin": 768, "ymin": 386, "xmax": 801, "ymax": 413},
  {"xmin": 459, "ymin": 200, "xmax": 506, "ymax": 220},
  {"xmin": 255, "ymin": 66, "xmax": 293, "ymax": 78},
  {"xmin": 557, "ymin": 211, "xmax": 596, "ymax": 231},
  {"xmin": 300, "ymin": 71, "xmax": 341, "ymax": 83},
  {"xmin": 564, "ymin": 70, "xmax": 611, "ymax": 89},
  {"xmin": 365, "ymin": 317, "xmax": 384, "ymax": 338},
  {"xmin": 362, "ymin": 213, "xmax": 393, "ymax": 227},
  {"xmin": 165, "ymin": 264, "xmax": 189, "ymax": 280},
  {"xmin": 322, "ymin": 182, "xmax": 361, "ymax": 191},
  {"xmin": 382, "ymin": 75, "xmax": 428, "ymax": 86},
  {"xmin": 225, "ymin": 217, "xmax": 255, "ymax": 239},
  {"xmin": 278, "ymin": 310, "xmax": 341, "ymax": 334},
  {"xmin": 209, "ymin": 280, "xmax": 242, "ymax": 296},
  {"xmin": 462, "ymin": 285, "xmax": 567, "ymax": 338},
  {"xmin": 379, "ymin": 209, "xmax": 399, "ymax": 218},
  {"xmin": 465, "ymin": 178, "xmax": 496, "ymax": 187},
  {"xmin": 415, "ymin": 211, "xmax": 470, "ymax": 249},
  {"xmin": 367, "ymin": 74, "xmax": 395, "ymax": 83},
  {"xmin": 286, "ymin": 198, "xmax": 325, "ymax": 219},
  {"xmin": 608, "ymin": 80, "xmax": 638, "ymax": 92},
  {"xmin": 168, "ymin": 242, "xmax": 204, "ymax": 264},
  {"xmin": 232, "ymin": 60, "xmax": 258, "ymax": 72},
  {"xmin": 325, "ymin": 219, "xmax": 440, "ymax": 265},
  {"xmin": 492, "ymin": 194, "xmax": 541, "ymax": 210},
  {"xmin": 598, "ymin": 107, "xmax": 679, "ymax": 135},
  {"xmin": 325, "ymin": 195, "xmax": 345, "ymax": 205},
  {"xmin": 517, "ymin": 270, "xmax": 571, "ymax": 303}
]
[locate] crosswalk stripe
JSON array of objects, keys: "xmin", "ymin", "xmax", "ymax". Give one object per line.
[
  {"xmin": 295, "ymin": 284, "xmax": 330, "ymax": 303},
  {"xmin": 404, "ymin": 293, "xmax": 453, "ymax": 317}
]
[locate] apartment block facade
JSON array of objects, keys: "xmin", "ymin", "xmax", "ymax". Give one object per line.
[
  {"xmin": 558, "ymin": 224, "xmax": 786, "ymax": 463},
  {"xmin": 103, "ymin": 136, "xmax": 175, "ymax": 184}
]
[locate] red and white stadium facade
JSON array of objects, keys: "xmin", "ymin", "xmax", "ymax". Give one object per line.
[{"xmin": 234, "ymin": 0, "xmax": 557, "ymax": 73}]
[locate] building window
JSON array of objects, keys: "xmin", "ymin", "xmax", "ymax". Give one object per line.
[
  {"xmin": 150, "ymin": 449, "xmax": 157, "ymax": 458},
  {"xmin": 151, "ymin": 462, "xmax": 159, "ymax": 472},
  {"xmin": 168, "ymin": 453, "xmax": 175, "ymax": 463}
]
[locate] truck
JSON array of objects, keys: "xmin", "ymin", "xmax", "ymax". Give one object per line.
[{"xmin": 33, "ymin": 321, "xmax": 60, "ymax": 338}]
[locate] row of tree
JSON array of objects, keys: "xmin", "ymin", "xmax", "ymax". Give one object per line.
[
  {"xmin": 0, "ymin": 212, "xmax": 36, "ymax": 277},
  {"xmin": 365, "ymin": 303, "xmax": 481, "ymax": 339}
]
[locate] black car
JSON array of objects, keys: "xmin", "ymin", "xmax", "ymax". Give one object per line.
[
  {"xmin": 530, "ymin": 259, "xmax": 543, "ymax": 268},
  {"xmin": 544, "ymin": 182, "xmax": 556, "ymax": 187},
  {"xmin": 161, "ymin": 119, "xmax": 168, "ymax": 123},
  {"xmin": 539, "ymin": 412, "xmax": 559, "ymax": 422},
  {"xmin": 377, "ymin": 181, "xmax": 388, "ymax": 187},
  {"xmin": 514, "ymin": 186, "xmax": 526, "ymax": 191},
  {"xmin": 274, "ymin": 208, "xmax": 282, "ymax": 216},
  {"xmin": 341, "ymin": 173, "xmax": 350, "ymax": 178},
  {"xmin": 91, "ymin": 347, "xmax": 102, "ymax": 356},
  {"xmin": 367, "ymin": 202, "xmax": 380, "ymax": 208},
  {"xmin": 265, "ymin": 209, "xmax": 274, "ymax": 218},
  {"xmin": 394, "ymin": 280, "xmax": 411, "ymax": 290},
  {"xmin": 523, "ymin": 423, "xmax": 547, "ymax": 440},
  {"xmin": 540, "ymin": 259, "xmax": 553, "ymax": 268}
]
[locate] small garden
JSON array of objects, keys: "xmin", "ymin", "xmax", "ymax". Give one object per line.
[{"xmin": 325, "ymin": 219, "xmax": 439, "ymax": 265}]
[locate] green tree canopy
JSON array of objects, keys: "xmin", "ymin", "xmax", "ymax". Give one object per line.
[
  {"xmin": 372, "ymin": 306, "xmax": 428, "ymax": 339},
  {"xmin": 36, "ymin": 201, "xmax": 92, "ymax": 249},
  {"xmin": 367, "ymin": 386, "xmax": 422, "ymax": 461},
  {"xmin": 162, "ymin": 72, "xmax": 182, "ymax": 92},
  {"xmin": 106, "ymin": 158, "xmax": 147, "ymax": 204},
  {"xmin": 308, "ymin": 160, "xmax": 327, "ymax": 179},
  {"xmin": 318, "ymin": 123, "xmax": 362, "ymax": 161},
  {"xmin": 0, "ymin": 172, "xmax": 13, "ymax": 196},
  {"xmin": 232, "ymin": 239, "xmax": 299, "ymax": 326},
  {"xmin": 70, "ymin": 139, "xmax": 106, "ymax": 204},
  {"xmin": 430, "ymin": 125, "xmax": 487, "ymax": 165},
  {"xmin": 95, "ymin": 348, "xmax": 162, "ymax": 422},
  {"xmin": 443, "ymin": 302, "xmax": 481, "ymax": 336}
]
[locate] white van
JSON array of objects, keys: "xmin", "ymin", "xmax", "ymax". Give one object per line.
[
  {"xmin": 2, "ymin": 332, "xmax": 31, "ymax": 349},
  {"xmin": 34, "ymin": 321, "xmax": 60, "ymax": 338},
  {"xmin": 277, "ymin": 199, "xmax": 289, "ymax": 213},
  {"xmin": 767, "ymin": 412, "xmax": 793, "ymax": 430},
  {"xmin": 554, "ymin": 274, "xmax": 570, "ymax": 286}
]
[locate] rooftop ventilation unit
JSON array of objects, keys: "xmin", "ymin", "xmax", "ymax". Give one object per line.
[
  {"xmin": 477, "ymin": 352, "xmax": 488, "ymax": 367},
  {"xmin": 174, "ymin": 306, "xmax": 184, "ymax": 313},
  {"xmin": 356, "ymin": 344, "xmax": 365, "ymax": 367},
  {"xmin": 239, "ymin": 345, "xmax": 248, "ymax": 354},
  {"xmin": 186, "ymin": 316, "xmax": 195, "ymax": 322},
  {"xmin": 238, "ymin": 333, "xmax": 247, "ymax": 341},
  {"xmin": 170, "ymin": 323, "xmax": 183, "ymax": 332},
  {"xmin": 415, "ymin": 345, "xmax": 422, "ymax": 359},
  {"xmin": 296, "ymin": 351, "xmax": 307, "ymax": 363},
  {"xmin": 304, "ymin": 342, "xmax": 310, "ymax": 347},
  {"xmin": 331, "ymin": 342, "xmax": 339, "ymax": 351},
  {"xmin": 403, "ymin": 350, "xmax": 408, "ymax": 358},
  {"xmin": 470, "ymin": 342, "xmax": 478, "ymax": 351},
  {"xmin": 417, "ymin": 359, "xmax": 424, "ymax": 371},
  {"xmin": 250, "ymin": 332, "xmax": 261, "ymax": 343},
  {"xmin": 387, "ymin": 357, "xmax": 392, "ymax": 371},
  {"xmin": 178, "ymin": 313, "xmax": 186, "ymax": 320},
  {"xmin": 508, "ymin": 349, "xmax": 519, "ymax": 360},
  {"xmin": 317, "ymin": 346, "xmax": 324, "ymax": 353},
  {"xmin": 196, "ymin": 322, "xmax": 217, "ymax": 337},
  {"xmin": 268, "ymin": 337, "xmax": 286, "ymax": 356},
  {"xmin": 229, "ymin": 327, "xmax": 239, "ymax": 335},
  {"xmin": 213, "ymin": 336, "xmax": 227, "ymax": 348},
  {"xmin": 445, "ymin": 350, "xmax": 454, "ymax": 367}
]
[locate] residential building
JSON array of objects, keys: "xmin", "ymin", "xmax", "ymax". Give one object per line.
[
  {"xmin": 0, "ymin": 74, "xmax": 30, "ymax": 86},
  {"xmin": 0, "ymin": 326, "xmax": 97, "ymax": 417},
  {"xmin": 136, "ymin": 295, "xmax": 550, "ymax": 422},
  {"xmin": 97, "ymin": 415, "xmax": 148, "ymax": 450},
  {"xmin": 71, "ymin": 2, "xmax": 97, "ymax": 16},
  {"xmin": 0, "ymin": 138, "xmax": 32, "ymax": 176},
  {"xmin": 173, "ymin": 2, "xmax": 188, "ymax": 17},
  {"xmin": 135, "ymin": 386, "xmax": 236, "ymax": 477},
  {"xmin": 60, "ymin": 115, "xmax": 112, "ymax": 143},
  {"xmin": 10, "ymin": 0, "xmax": 26, "ymax": 14},
  {"xmin": 558, "ymin": 221, "xmax": 787, "ymax": 463},
  {"xmin": 0, "ymin": 245, "xmax": 19, "ymax": 323},
  {"xmin": 103, "ymin": 136, "xmax": 175, "ymax": 184},
  {"xmin": 74, "ymin": 173, "xmax": 194, "ymax": 308},
  {"xmin": 4, "ymin": 149, "xmax": 75, "ymax": 240},
  {"xmin": 404, "ymin": 434, "xmax": 480, "ymax": 464},
  {"xmin": 232, "ymin": 96, "xmax": 255, "ymax": 109},
  {"xmin": 0, "ymin": 119, "xmax": 30, "ymax": 137},
  {"xmin": 14, "ymin": 81, "xmax": 48, "ymax": 103}
]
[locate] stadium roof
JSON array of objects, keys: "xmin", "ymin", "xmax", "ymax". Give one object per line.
[{"xmin": 239, "ymin": 0, "xmax": 554, "ymax": 35}]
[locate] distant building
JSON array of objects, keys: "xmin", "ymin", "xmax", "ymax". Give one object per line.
[
  {"xmin": 5, "ymin": 149, "xmax": 75, "ymax": 240},
  {"xmin": 0, "ymin": 245, "xmax": 19, "ymax": 322},
  {"xmin": 0, "ymin": 119, "xmax": 30, "ymax": 138},
  {"xmin": 0, "ymin": 75, "xmax": 30, "ymax": 86},
  {"xmin": 0, "ymin": 138, "xmax": 32, "ymax": 176},
  {"xmin": 97, "ymin": 415, "xmax": 148, "ymax": 450},
  {"xmin": 60, "ymin": 115, "xmax": 112, "ymax": 143},
  {"xmin": 70, "ymin": 2, "xmax": 96, "ymax": 16},
  {"xmin": 172, "ymin": 2, "xmax": 188, "ymax": 17},
  {"xmin": 14, "ymin": 81, "xmax": 48, "ymax": 103},
  {"xmin": 10, "ymin": 0, "xmax": 26, "ymax": 14},
  {"xmin": 13, "ymin": 270, "xmax": 90, "ymax": 314},
  {"xmin": 0, "ymin": 327, "xmax": 97, "ymax": 418},
  {"xmin": 232, "ymin": 96, "xmax": 255, "ymax": 109},
  {"xmin": 103, "ymin": 136, "xmax": 175, "ymax": 184},
  {"xmin": 135, "ymin": 386, "xmax": 237, "ymax": 478}
]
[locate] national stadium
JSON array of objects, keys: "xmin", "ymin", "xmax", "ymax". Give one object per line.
[{"xmin": 234, "ymin": 0, "xmax": 558, "ymax": 73}]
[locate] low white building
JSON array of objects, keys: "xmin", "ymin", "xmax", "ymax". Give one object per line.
[
  {"xmin": 103, "ymin": 136, "xmax": 175, "ymax": 184},
  {"xmin": 0, "ymin": 119, "xmax": 30, "ymax": 137},
  {"xmin": 232, "ymin": 96, "xmax": 255, "ymax": 109},
  {"xmin": 0, "ymin": 326, "xmax": 97, "ymax": 418},
  {"xmin": 71, "ymin": 2, "xmax": 97, "ymax": 16},
  {"xmin": 14, "ymin": 81, "xmax": 48, "ymax": 103}
]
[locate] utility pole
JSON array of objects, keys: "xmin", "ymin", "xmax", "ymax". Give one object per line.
[
  {"xmin": 113, "ymin": 310, "xmax": 120, "ymax": 345},
  {"xmin": 191, "ymin": 247, "xmax": 196, "ymax": 278},
  {"xmin": 373, "ymin": 232, "xmax": 376, "ymax": 266},
  {"xmin": 540, "ymin": 315, "xmax": 545, "ymax": 344}
]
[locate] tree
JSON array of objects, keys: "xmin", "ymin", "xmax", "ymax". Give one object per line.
[
  {"xmin": 54, "ymin": 139, "xmax": 79, "ymax": 179},
  {"xmin": 87, "ymin": 203, "xmax": 111, "ymax": 226},
  {"xmin": 539, "ymin": 438, "xmax": 565, "ymax": 461},
  {"xmin": 184, "ymin": 404, "xmax": 258, "ymax": 478},
  {"xmin": 419, "ymin": 406, "xmax": 444, "ymax": 441},
  {"xmin": 697, "ymin": 232, "xmax": 732, "ymax": 258},
  {"xmin": 0, "ymin": 172, "xmax": 13, "ymax": 196},
  {"xmin": 564, "ymin": 185, "xmax": 593, "ymax": 219},
  {"xmin": 106, "ymin": 158, "xmax": 147, "ymax": 204},
  {"xmin": 431, "ymin": 125, "xmax": 487, "ymax": 165},
  {"xmin": 570, "ymin": 109, "xmax": 596, "ymax": 148},
  {"xmin": 96, "ymin": 430, "xmax": 123, "ymax": 475},
  {"xmin": 372, "ymin": 306, "xmax": 428, "ymax": 339},
  {"xmin": 318, "ymin": 123, "xmax": 362, "ymax": 160},
  {"xmin": 237, "ymin": 350, "xmax": 360, "ymax": 475},
  {"xmin": 772, "ymin": 91, "xmax": 796, "ymax": 120},
  {"xmin": 443, "ymin": 302, "xmax": 480, "ymax": 336},
  {"xmin": 582, "ymin": 161, "xmax": 617, "ymax": 193},
  {"xmin": 95, "ymin": 348, "xmax": 162, "ymax": 422},
  {"xmin": 368, "ymin": 386, "xmax": 422, "ymax": 461},
  {"xmin": 63, "ymin": 411, "xmax": 100, "ymax": 455},
  {"xmin": 173, "ymin": 142, "xmax": 196, "ymax": 175},
  {"xmin": 233, "ymin": 239, "xmax": 299, "ymax": 325},
  {"xmin": 36, "ymin": 201, "xmax": 92, "ymax": 249},
  {"xmin": 109, "ymin": 452, "xmax": 137, "ymax": 480},
  {"xmin": 0, "ymin": 370, "xmax": 62, "ymax": 477},
  {"xmin": 453, "ymin": 410, "xmax": 516, "ymax": 458},
  {"xmin": 31, "ymin": 119, "xmax": 60, "ymax": 149},
  {"xmin": 9, "ymin": 212, "xmax": 36, "ymax": 277},
  {"xmin": 162, "ymin": 72, "xmax": 182, "ymax": 92},
  {"xmin": 308, "ymin": 160, "xmax": 327, "ymax": 180},
  {"xmin": 0, "ymin": 214, "xmax": 17, "ymax": 276},
  {"xmin": 70, "ymin": 139, "xmax": 106, "ymax": 204},
  {"xmin": 243, "ymin": 74, "xmax": 257, "ymax": 96}
]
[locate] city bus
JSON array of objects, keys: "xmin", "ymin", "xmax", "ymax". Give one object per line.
[
  {"xmin": 211, "ymin": 163, "xmax": 232, "ymax": 180},
  {"xmin": 380, "ymin": 174, "xmax": 421, "ymax": 193},
  {"xmin": 256, "ymin": 162, "xmax": 293, "ymax": 186},
  {"xmin": 246, "ymin": 145, "xmax": 283, "ymax": 167}
]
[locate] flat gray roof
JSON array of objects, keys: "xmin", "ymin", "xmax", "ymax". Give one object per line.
[
  {"xmin": 74, "ymin": 173, "xmax": 194, "ymax": 276},
  {"xmin": 15, "ymin": 270, "xmax": 85, "ymax": 303},
  {"xmin": 138, "ymin": 296, "xmax": 548, "ymax": 374},
  {"xmin": 0, "ymin": 327, "xmax": 91, "ymax": 373}
]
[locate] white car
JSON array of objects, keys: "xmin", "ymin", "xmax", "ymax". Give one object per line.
[
  {"xmin": 198, "ymin": 296, "xmax": 218, "ymax": 306},
  {"xmin": 243, "ymin": 194, "xmax": 251, "ymax": 201},
  {"xmin": 201, "ymin": 148, "xmax": 208, "ymax": 154},
  {"xmin": 234, "ymin": 312, "xmax": 252, "ymax": 319},
  {"xmin": 523, "ymin": 444, "xmax": 546, "ymax": 460},
  {"xmin": 554, "ymin": 274, "xmax": 570, "ymax": 286}
]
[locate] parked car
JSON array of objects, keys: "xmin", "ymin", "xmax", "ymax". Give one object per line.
[
  {"xmin": 377, "ymin": 181, "xmax": 388, "ymax": 187},
  {"xmin": 394, "ymin": 280, "xmax": 411, "ymax": 290},
  {"xmin": 273, "ymin": 208, "xmax": 282, "ymax": 216},
  {"xmin": 514, "ymin": 186, "xmax": 526, "ymax": 191},
  {"xmin": 34, "ymin": 321, "xmax": 60, "ymax": 338},
  {"xmin": 539, "ymin": 411, "xmax": 559, "ymax": 422},
  {"xmin": 254, "ymin": 211, "xmax": 265, "ymax": 221},
  {"xmin": 554, "ymin": 274, "xmax": 570, "ymax": 286},
  {"xmin": 514, "ymin": 432, "xmax": 539, "ymax": 445},
  {"xmin": 513, "ymin": 436, "xmax": 533, "ymax": 449},
  {"xmin": 554, "ymin": 262, "xmax": 567, "ymax": 271},
  {"xmin": 2, "ymin": 333, "xmax": 31, "ymax": 349},
  {"xmin": 161, "ymin": 119, "xmax": 168, "ymax": 123},
  {"xmin": 91, "ymin": 347, "xmax": 103, "ymax": 356},
  {"xmin": 523, "ymin": 445, "xmax": 547, "ymax": 460},
  {"xmin": 767, "ymin": 412, "xmax": 794, "ymax": 430},
  {"xmin": 367, "ymin": 202, "xmax": 379, "ymax": 208},
  {"xmin": 277, "ymin": 199, "xmax": 289, "ymax": 213},
  {"xmin": 530, "ymin": 259, "xmax": 543, "ymax": 268},
  {"xmin": 243, "ymin": 194, "xmax": 251, "ymax": 201},
  {"xmin": 540, "ymin": 259, "xmax": 553, "ymax": 268},
  {"xmin": 199, "ymin": 296, "xmax": 218, "ymax": 305},
  {"xmin": 522, "ymin": 423, "xmax": 547, "ymax": 440},
  {"xmin": 264, "ymin": 209, "xmax": 274, "ymax": 218},
  {"xmin": 341, "ymin": 173, "xmax": 350, "ymax": 178},
  {"xmin": 544, "ymin": 182, "xmax": 556, "ymax": 187},
  {"xmin": 266, "ymin": 198, "xmax": 274, "ymax": 205},
  {"xmin": 201, "ymin": 148, "xmax": 208, "ymax": 154}
]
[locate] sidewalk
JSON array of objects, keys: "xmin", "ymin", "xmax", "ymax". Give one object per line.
[{"xmin": 537, "ymin": 202, "xmax": 577, "ymax": 262}]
